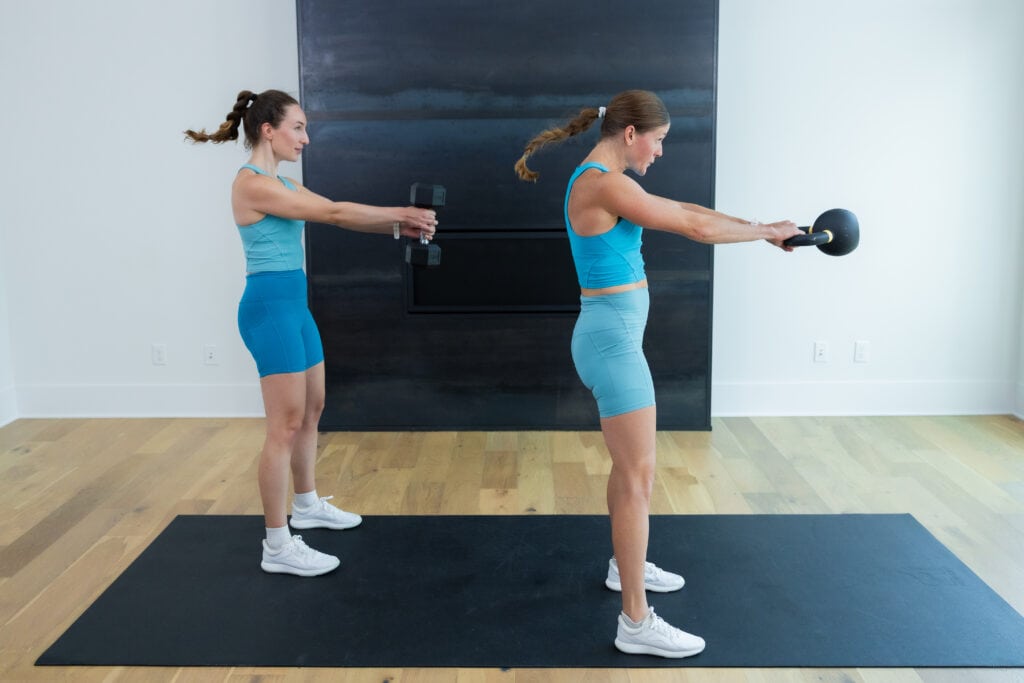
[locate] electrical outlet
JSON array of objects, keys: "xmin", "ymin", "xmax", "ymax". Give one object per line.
[
  {"xmin": 203, "ymin": 344, "xmax": 219, "ymax": 365},
  {"xmin": 151, "ymin": 343, "xmax": 168, "ymax": 366},
  {"xmin": 854, "ymin": 340, "xmax": 870, "ymax": 363},
  {"xmin": 813, "ymin": 341, "xmax": 829, "ymax": 363}
]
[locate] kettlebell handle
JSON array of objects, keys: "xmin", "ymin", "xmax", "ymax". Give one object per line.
[
  {"xmin": 784, "ymin": 228, "xmax": 833, "ymax": 247},
  {"xmin": 782, "ymin": 208, "xmax": 859, "ymax": 256}
]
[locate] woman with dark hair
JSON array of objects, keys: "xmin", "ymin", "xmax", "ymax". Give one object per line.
[
  {"xmin": 187, "ymin": 90, "xmax": 437, "ymax": 577},
  {"xmin": 517, "ymin": 90, "xmax": 801, "ymax": 657}
]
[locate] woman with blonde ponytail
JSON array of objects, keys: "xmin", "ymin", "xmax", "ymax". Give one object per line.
[
  {"xmin": 187, "ymin": 90, "xmax": 438, "ymax": 577},
  {"xmin": 517, "ymin": 90, "xmax": 801, "ymax": 658}
]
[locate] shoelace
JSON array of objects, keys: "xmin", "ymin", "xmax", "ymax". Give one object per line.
[
  {"xmin": 315, "ymin": 496, "xmax": 354, "ymax": 519},
  {"xmin": 643, "ymin": 562, "xmax": 664, "ymax": 580},
  {"xmin": 290, "ymin": 535, "xmax": 315, "ymax": 559},
  {"xmin": 614, "ymin": 560, "xmax": 666, "ymax": 578},
  {"xmin": 295, "ymin": 496, "xmax": 334, "ymax": 514},
  {"xmin": 644, "ymin": 609, "xmax": 683, "ymax": 641}
]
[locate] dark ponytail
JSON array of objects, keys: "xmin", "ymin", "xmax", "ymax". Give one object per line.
[
  {"xmin": 185, "ymin": 89, "xmax": 298, "ymax": 149},
  {"xmin": 515, "ymin": 90, "xmax": 670, "ymax": 182},
  {"xmin": 515, "ymin": 108, "xmax": 601, "ymax": 182}
]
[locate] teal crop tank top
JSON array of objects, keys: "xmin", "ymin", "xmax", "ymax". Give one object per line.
[
  {"xmin": 563, "ymin": 162, "xmax": 646, "ymax": 289},
  {"xmin": 236, "ymin": 164, "xmax": 305, "ymax": 272}
]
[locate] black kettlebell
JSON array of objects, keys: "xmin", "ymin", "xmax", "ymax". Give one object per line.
[{"xmin": 784, "ymin": 208, "xmax": 859, "ymax": 256}]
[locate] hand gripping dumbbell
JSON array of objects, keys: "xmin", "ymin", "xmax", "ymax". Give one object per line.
[
  {"xmin": 404, "ymin": 183, "xmax": 445, "ymax": 268},
  {"xmin": 783, "ymin": 208, "xmax": 860, "ymax": 256}
]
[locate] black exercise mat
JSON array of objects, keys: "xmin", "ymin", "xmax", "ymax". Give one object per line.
[{"xmin": 37, "ymin": 514, "xmax": 1024, "ymax": 668}]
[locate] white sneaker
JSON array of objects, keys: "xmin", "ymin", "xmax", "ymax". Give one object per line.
[
  {"xmin": 290, "ymin": 495, "xmax": 362, "ymax": 530},
  {"xmin": 605, "ymin": 557, "xmax": 685, "ymax": 593},
  {"xmin": 261, "ymin": 535, "xmax": 340, "ymax": 577},
  {"xmin": 615, "ymin": 607, "xmax": 705, "ymax": 658}
]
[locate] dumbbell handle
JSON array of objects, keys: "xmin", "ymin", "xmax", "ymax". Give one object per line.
[
  {"xmin": 413, "ymin": 199, "xmax": 435, "ymax": 245},
  {"xmin": 784, "ymin": 228, "xmax": 833, "ymax": 247}
]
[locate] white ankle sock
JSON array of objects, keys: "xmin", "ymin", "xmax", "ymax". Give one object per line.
[
  {"xmin": 622, "ymin": 611, "xmax": 647, "ymax": 628},
  {"xmin": 265, "ymin": 526, "xmax": 291, "ymax": 550},
  {"xmin": 293, "ymin": 490, "xmax": 319, "ymax": 509}
]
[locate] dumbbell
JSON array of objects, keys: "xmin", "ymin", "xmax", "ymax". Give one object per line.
[
  {"xmin": 405, "ymin": 183, "xmax": 445, "ymax": 268},
  {"xmin": 783, "ymin": 208, "xmax": 859, "ymax": 256}
]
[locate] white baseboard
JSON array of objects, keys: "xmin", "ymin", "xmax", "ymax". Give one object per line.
[
  {"xmin": 14, "ymin": 383, "xmax": 265, "ymax": 418},
  {"xmin": 712, "ymin": 379, "xmax": 1016, "ymax": 417},
  {"xmin": 0, "ymin": 384, "xmax": 16, "ymax": 427},
  {"xmin": 6, "ymin": 380, "xmax": 1017, "ymax": 422},
  {"xmin": 1016, "ymin": 380, "xmax": 1024, "ymax": 420}
]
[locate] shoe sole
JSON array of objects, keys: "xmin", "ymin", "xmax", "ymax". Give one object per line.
[
  {"xmin": 614, "ymin": 638, "xmax": 705, "ymax": 658},
  {"xmin": 261, "ymin": 559, "xmax": 340, "ymax": 577},
  {"xmin": 605, "ymin": 578, "xmax": 685, "ymax": 593},
  {"xmin": 289, "ymin": 517, "xmax": 362, "ymax": 530}
]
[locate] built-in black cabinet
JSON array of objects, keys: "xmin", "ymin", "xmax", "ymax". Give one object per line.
[{"xmin": 297, "ymin": 0, "xmax": 718, "ymax": 430}]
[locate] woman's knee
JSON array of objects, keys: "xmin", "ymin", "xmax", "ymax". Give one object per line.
[
  {"xmin": 302, "ymin": 363, "xmax": 326, "ymax": 426},
  {"xmin": 303, "ymin": 393, "xmax": 325, "ymax": 424},
  {"xmin": 266, "ymin": 408, "xmax": 305, "ymax": 445},
  {"xmin": 611, "ymin": 458, "xmax": 656, "ymax": 499}
]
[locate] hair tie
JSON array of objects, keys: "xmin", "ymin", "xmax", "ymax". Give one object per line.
[
  {"xmin": 248, "ymin": 93, "xmax": 258, "ymax": 106},
  {"xmin": 598, "ymin": 106, "xmax": 606, "ymax": 119}
]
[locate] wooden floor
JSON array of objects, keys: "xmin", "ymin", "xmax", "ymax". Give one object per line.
[{"xmin": 0, "ymin": 415, "xmax": 1022, "ymax": 682}]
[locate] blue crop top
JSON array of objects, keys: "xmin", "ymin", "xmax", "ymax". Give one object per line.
[
  {"xmin": 236, "ymin": 164, "xmax": 305, "ymax": 272},
  {"xmin": 563, "ymin": 162, "xmax": 646, "ymax": 289}
]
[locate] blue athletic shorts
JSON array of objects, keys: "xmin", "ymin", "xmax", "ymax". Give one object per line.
[
  {"xmin": 570, "ymin": 287, "xmax": 655, "ymax": 418},
  {"xmin": 237, "ymin": 269, "xmax": 324, "ymax": 377}
]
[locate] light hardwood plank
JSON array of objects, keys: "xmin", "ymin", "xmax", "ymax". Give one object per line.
[{"xmin": 0, "ymin": 415, "xmax": 1021, "ymax": 682}]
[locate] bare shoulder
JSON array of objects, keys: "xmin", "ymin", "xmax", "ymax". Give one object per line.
[
  {"xmin": 233, "ymin": 169, "xmax": 291, "ymax": 199},
  {"xmin": 573, "ymin": 167, "xmax": 639, "ymax": 201},
  {"xmin": 568, "ymin": 169, "xmax": 636, "ymax": 235},
  {"xmin": 581, "ymin": 171, "xmax": 648, "ymax": 217},
  {"xmin": 232, "ymin": 166, "xmax": 263, "ymax": 191},
  {"xmin": 603, "ymin": 170, "xmax": 646, "ymax": 195}
]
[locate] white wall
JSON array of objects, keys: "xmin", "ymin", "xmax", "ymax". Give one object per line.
[
  {"xmin": 0, "ymin": 23, "xmax": 16, "ymax": 424},
  {"xmin": 713, "ymin": 0, "xmax": 1024, "ymax": 416},
  {"xmin": 0, "ymin": 0, "xmax": 1021, "ymax": 423},
  {"xmin": 0, "ymin": 233, "xmax": 13, "ymax": 425},
  {"xmin": 0, "ymin": 0, "xmax": 300, "ymax": 422},
  {"xmin": 1019, "ymin": 240, "xmax": 1024, "ymax": 418}
]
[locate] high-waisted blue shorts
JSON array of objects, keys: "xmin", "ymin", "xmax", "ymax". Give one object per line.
[
  {"xmin": 570, "ymin": 287, "xmax": 655, "ymax": 418},
  {"xmin": 237, "ymin": 269, "xmax": 324, "ymax": 377}
]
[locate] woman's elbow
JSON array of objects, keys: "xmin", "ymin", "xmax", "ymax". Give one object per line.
[
  {"xmin": 323, "ymin": 203, "xmax": 353, "ymax": 227},
  {"xmin": 683, "ymin": 217, "xmax": 716, "ymax": 243}
]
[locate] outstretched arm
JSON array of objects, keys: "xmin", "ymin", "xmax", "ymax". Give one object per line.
[
  {"xmin": 233, "ymin": 172, "xmax": 437, "ymax": 239},
  {"xmin": 592, "ymin": 173, "xmax": 800, "ymax": 249}
]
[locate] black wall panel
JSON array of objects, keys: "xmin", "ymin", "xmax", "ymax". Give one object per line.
[{"xmin": 297, "ymin": 0, "xmax": 718, "ymax": 430}]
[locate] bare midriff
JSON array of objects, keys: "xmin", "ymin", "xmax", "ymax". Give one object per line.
[{"xmin": 580, "ymin": 278, "xmax": 648, "ymax": 298}]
